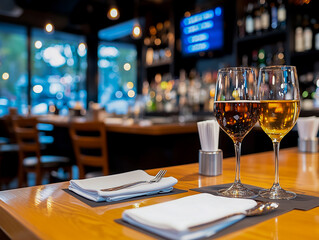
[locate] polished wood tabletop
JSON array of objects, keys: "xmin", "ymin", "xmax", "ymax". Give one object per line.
[
  {"xmin": 0, "ymin": 147, "xmax": 319, "ymax": 239},
  {"xmin": 38, "ymin": 115, "xmax": 198, "ymax": 135}
]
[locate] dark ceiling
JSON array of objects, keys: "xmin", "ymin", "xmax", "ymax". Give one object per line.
[{"xmin": 0, "ymin": 0, "xmax": 182, "ymax": 35}]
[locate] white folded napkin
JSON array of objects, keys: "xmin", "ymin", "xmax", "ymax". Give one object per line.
[
  {"xmin": 69, "ymin": 170, "xmax": 177, "ymax": 202},
  {"xmin": 297, "ymin": 116, "xmax": 319, "ymax": 139},
  {"xmin": 104, "ymin": 118, "xmax": 123, "ymax": 124},
  {"xmin": 122, "ymin": 193, "xmax": 257, "ymax": 240},
  {"xmin": 139, "ymin": 119, "xmax": 152, "ymax": 126}
]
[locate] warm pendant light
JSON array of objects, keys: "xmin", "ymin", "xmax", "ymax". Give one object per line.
[
  {"xmin": 107, "ymin": 6, "xmax": 120, "ymax": 20},
  {"xmin": 45, "ymin": 22, "xmax": 54, "ymax": 33},
  {"xmin": 132, "ymin": 23, "xmax": 142, "ymax": 39}
]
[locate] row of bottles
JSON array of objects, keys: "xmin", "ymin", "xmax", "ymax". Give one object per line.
[
  {"xmin": 238, "ymin": 0, "xmax": 287, "ymax": 38},
  {"xmin": 294, "ymin": 14, "xmax": 319, "ymax": 52},
  {"xmin": 142, "ymin": 70, "xmax": 216, "ymax": 115},
  {"xmin": 145, "ymin": 48, "xmax": 172, "ymax": 66},
  {"xmin": 144, "ymin": 21, "xmax": 174, "ymax": 66},
  {"xmin": 240, "ymin": 42, "xmax": 286, "ymax": 67},
  {"xmin": 144, "ymin": 21, "xmax": 173, "ymax": 47},
  {"xmin": 299, "ymin": 69, "xmax": 319, "ymax": 109}
]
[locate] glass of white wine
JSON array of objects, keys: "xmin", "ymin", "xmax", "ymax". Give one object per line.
[{"xmin": 257, "ymin": 65, "xmax": 300, "ymax": 200}]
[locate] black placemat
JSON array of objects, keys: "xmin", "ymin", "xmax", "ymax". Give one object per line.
[
  {"xmin": 115, "ymin": 219, "xmax": 168, "ymax": 240},
  {"xmin": 63, "ymin": 188, "xmax": 187, "ymax": 207},
  {"xmin": 191, "ymin": 183, "xmax": 319, "ymax": 211},
  {"xmin": 115, "ymin": 184, "xmax": 319, "ymax": 239}
]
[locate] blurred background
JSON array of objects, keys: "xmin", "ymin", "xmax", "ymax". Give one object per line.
[{"xmin": 0, "ymin": 0, "xmax": 318, "ymax": 118}]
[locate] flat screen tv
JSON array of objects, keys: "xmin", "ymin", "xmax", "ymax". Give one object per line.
[{"xmin": 180, "ymin": 7, "xmax": 224, "ymax": 55}]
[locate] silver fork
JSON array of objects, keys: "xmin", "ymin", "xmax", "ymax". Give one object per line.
[{"xmin": 100, "ymin": 170, "xmax": 167, "ymax": 192}]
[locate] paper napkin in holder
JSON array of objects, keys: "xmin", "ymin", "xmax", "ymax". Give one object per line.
[
  {"xmin": 197, "ymin": 119, "xmax": 222, "ymax": 176},
  {"xmin": 297, "ymin": 117, "xmax": 319, "ymax": 153}
]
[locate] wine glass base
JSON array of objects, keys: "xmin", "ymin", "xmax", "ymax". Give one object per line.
[
  {"xmin": 217, "ymin": 182, "xmax": 257, "ymax": 198},
  {"xmin": 259, "ymin": 185, "xmax": 296, "ymax": 200}
]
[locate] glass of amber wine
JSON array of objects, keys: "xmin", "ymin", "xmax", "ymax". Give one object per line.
[
  {"xmin": 258, "ymin": 66, "xmax": 300, "ymax": 200},
  {"xmin": 214, "ymin": 67, "xmax": 260, "ymax": 198}
]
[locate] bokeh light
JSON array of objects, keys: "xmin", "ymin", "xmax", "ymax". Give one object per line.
[
  {"xmin": 33, "ymin": 85, "xmax": 43, "ymax": 94},
  {"xmin": 34, "ymin": 40, "xmax": 42, "ymax": 49},
  {"xmin": 2, "ymin": 72, "xmax": 9, "ymax": 80},
  {"xmin": 108, "ymin": 7, "xmax": 120, "ymax": 20},
  {"xmin": 45, "ymin": 23, "xmax": 54, "ymax": 33},
  {"xmin": 132, "ymin": 24, "xmax": 142, "ymax": 39},
  {"xmin": 123, "ymin": 63, "xmax": 131, "ymax": 71},
  {"xmin": 128, "ymin": 90, "xmax": 135, "ymax": 98},
  {"xmin": 127, "ymin": 81, "xmax": 134, "ymax": 89}
]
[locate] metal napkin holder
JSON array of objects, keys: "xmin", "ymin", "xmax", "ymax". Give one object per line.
[
  {"xmin": 298, "ymin": 138, "xmax": 318, "ymax": 153},
  {"xmin": 199, "ymin": 149, "xmax": 223, "ymax": 176}
]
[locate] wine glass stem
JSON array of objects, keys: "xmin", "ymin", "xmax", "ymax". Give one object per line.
[
  {"xmin": 234, "ymin": 141, "xmax": 242, "ymax": 184},
  {"xmin": 273, "ymin": 141, "xmax": 280, "ymax": 186}
]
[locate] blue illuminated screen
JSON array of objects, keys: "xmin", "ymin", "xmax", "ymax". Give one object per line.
[{"xmin": 180, "ymin": 7, "xmax": 224, "ymax": 55}]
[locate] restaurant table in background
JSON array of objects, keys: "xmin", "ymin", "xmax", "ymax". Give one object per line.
[
  {"xmin": 37, "ymin": 115, "xmax": 199, "ymax": 135},
  {"xmin": 0, "ymin": 147, "xmax": 318, "ymax": 239},
  {"xmin": 36, "ymin": 115, "xmax": 201, "ymax": 172}
]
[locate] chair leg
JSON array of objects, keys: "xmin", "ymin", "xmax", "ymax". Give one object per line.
[
  {"xmin": 35, "ymin": 170, "xmax": 42, "ymax": 186},
  {"xmin": 68, "ymin": 166, "xmax": 73, "ymax": 180},
  {"xmin": 78, "ymin": 165, "xmax": 85, "ymax": 179},
  {"xmin": 18, "ymin": 167, "xmax": 25, "ymax": 188}
]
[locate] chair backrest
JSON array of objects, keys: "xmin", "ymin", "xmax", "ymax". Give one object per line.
[
  {"xmin": 3, "ymin": 108, "xmax": 19, "ymax": 143},
  {"xmin": 13, "ymin": 117, "xmax": 41, "ymax": 165},
  {"xmin": 69, "ymin": 121, "xmax": 109, "ymax": 178}
]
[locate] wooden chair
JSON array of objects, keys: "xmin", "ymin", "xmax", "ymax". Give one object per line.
[
  {"xmin": 13, "ymin": 117, "xmax": 72, "ymax": 187},
  {"xmin": 69, "ymin": 121, "xmax": 109, "ymax": 179},
  {"xmin": 3, "ymin": 107, "xmax": 18, "ymax": 143}
]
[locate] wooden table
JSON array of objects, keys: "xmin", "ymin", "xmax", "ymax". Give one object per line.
[{"xmin": 0, "ymin": 147, "xmax": 319, "ymax": 239}]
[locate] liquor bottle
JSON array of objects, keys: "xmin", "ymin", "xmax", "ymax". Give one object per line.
[
  {"xmin": 310, "ymin": 18, "xmax": 318, "ymax": 50},
  {"xmin": 295, "ymin": 15, "xmax": 304, "ymax": 52},
  {"xmin": 266, "ymin": 52, "xmax": 273, "ymax": 66},
  {"xmin": 273, "ymin": 42, "xmax": 285, "ymax": 65},
  {"xmin": 270, "ymin": 0, "xmax": 278, "ymax": 30},
  {"xmin": 245, "ymin": 3, "xmax": 254, "ymax": 35},
  {"xmin": 162, "ymin": 20, "xmax": 170, "ymax": 45},
  {"xmin": 303, "ymin": 15, "xmax": 313, "ymax": 51},
  {"xmin": 254, "ymin": 3, "xmax": 262, "ymax": 35},
  {"xmin": 242, "ymin": 54, "xmax": 249, "ymax": 66},
  {"xmin": 251, "ymin": 50, "xmax": 258, "ymax": 67},
  {"xmin": 277, "ymin": 0, "xmax": 286, "ymax": 29},
  {"xmin": 260, "ymin": 0, "xmax": 270, "ymax": 32},
  {"xmin": 237, "ymin": 18, "xmax": 245, "ymax": 38},
  {"xmin": 258, "ymin": 48, "xmax": 266, "ymax": 67},
  {"xmin": 314, "ymin": 19, "xmax": 319, "ymax": 50}
]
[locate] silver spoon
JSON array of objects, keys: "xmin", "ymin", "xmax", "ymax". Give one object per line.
[{"xmin": 188, "ymin": 201, "xmax": 279, "ymax": 232}]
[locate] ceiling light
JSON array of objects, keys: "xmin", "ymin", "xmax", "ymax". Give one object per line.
[
  {"xmin": 45, "ymin": 23, "xmax": 54, "ymax": 33},
  {"xmin": 132, "ymin": 24, "xmax": 142, "ymax": 39},
  {"xmin": 107, "ymin": 7, "xmax": 120, "ymax": 20}
]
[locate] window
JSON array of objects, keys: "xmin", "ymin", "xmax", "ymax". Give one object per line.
[
  {"xmin": 98, "ymin": 42, "xmax": 137, "ymax": 114},
  {"xmin": 31, "ymin": 29, "xmax": 87, "ymax": 115},
  {"xmin": 0, "ymin": 23, "xmax": 27, "ymax": 116}
]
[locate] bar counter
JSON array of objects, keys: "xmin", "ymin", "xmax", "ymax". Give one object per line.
[
  {"xmin": 37, "ymin": 115, "xmax": 198, "ymax": 135},
  {"xmin": 0, "ymin": 147, "xmax": 318, "ymax": 239}
]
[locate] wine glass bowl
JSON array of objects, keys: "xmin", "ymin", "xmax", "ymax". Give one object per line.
[
  {"xmin": 257, "ymin": 65, "xmax": 300, "ymax": 200},
  {"xmin": 214, "ymin": 67, "xmax": 260, "ymax": 198}
]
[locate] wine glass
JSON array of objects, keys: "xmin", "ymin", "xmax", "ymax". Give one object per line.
[
  {"xmin": 257, "ymin": 65, "xmax": 300, "ymax": 200},
  {"xmin": 214, "ymin": 67, "xmax": 259, "ymax": 198}
]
